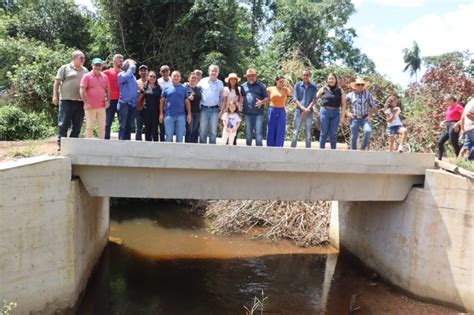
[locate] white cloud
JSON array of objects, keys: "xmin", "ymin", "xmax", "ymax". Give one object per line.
[
  {"xmin": 353, "ymin": 2, "xmax": 474, "ymax": 87},
  {"xmin": 353, "ymin": 0, "xmax": 426, "ymax": 8}
]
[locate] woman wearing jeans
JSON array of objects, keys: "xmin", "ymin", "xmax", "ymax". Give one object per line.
[
  {"xmin": 316, "ymin": 73, "xmax": 347, "ymax": 149},
  {"xmin": 437, "ymin": 94, "xmax": 463, "ymax": 160}
]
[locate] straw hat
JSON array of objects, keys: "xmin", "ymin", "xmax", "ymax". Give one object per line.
[
  {"xmin": 244, "ymin": 68, "xmax": 257, "ymax": 77},
  {"xmin": 350, "ymin": 78, "xmax": 369, "ymax": 90},
  {"xmin": 225, "ymin": 73, "xmax": 241, "ymax": 83}
]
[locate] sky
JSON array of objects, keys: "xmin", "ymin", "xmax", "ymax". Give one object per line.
[{"xmin": 75, "ymin": 0, "xmax": 474, "ymax": 88}]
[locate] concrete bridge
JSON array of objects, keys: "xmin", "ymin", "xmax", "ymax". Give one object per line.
[
  {"xmin": 61, "ymin": 138, "xmax": 434, "ymax": 201},
  {"xmin": 1, "ymin": 139, "xmax": 472, "ymax": 313}
]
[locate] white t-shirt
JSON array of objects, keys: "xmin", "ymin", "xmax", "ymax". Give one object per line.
[
  {"xmin": 221, "ymin": 112, "xmax": 241, "ymax": 131},
  {"xmin": 158, "ymin": 77, "xmax": 173, "ymax": 90},
  {"xmin": 463, "ymin": 100, "xmax": 474, "ymax": 131},
  {"xmin": 385, "ymin": 107, "xmax": 402, "ymax": 127}
]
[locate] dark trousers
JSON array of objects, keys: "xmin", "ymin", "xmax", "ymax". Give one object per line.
[
  {"xmin": 141, "ymin": 106, "xmax": 159, "ymax": 141},
  {"xmin": 159, "ymin": 123, "xmax": 166, "ymax": 142},
  {"xmin": 118, "ymin": 102, "xmax": 137, "ymax": 140},
  {"xmin": 105, "ymin": 100, "xmax": 118, "ymax": 139},
  {"xmin": 135, "ymin": 111, "xmax": 143, "ymax": 141},
  {"xmin": 437, "ymin": 121, "xmax": 460, "ymax": 160},
  {"xmin": 57, "ymin": 100, "xmax": 84, "ymax": 143},
  {"xmin": 185, "ymin": 112, "xmax": 200, "ymax": 143}
]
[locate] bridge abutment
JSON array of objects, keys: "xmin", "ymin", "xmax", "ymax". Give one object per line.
[
  {"xmin": 332, "ymin": 170, "xmax": 473, "ymax": 312},
  {"xmin": 0, "ymin": 157, "xmax": 109, "ymax": 314}
]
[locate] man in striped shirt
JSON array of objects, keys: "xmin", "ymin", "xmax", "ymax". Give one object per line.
[{"xmin": 346, "ymin": 78, "xmax": 377, "ymax": 150}]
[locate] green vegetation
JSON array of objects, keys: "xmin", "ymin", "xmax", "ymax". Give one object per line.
[{"xmin": 0, "ymin": 105, "xmax": 54, "ymax": 140}]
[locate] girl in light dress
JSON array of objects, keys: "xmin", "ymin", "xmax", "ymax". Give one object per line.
[{"xmin": 221, "ymin": 102, "xmax": 241, "ymax": 145}]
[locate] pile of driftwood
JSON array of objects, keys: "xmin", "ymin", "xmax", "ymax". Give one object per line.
[{"xmin": 196, "ymin": 200, "xmax": 331, "ymax": 247}]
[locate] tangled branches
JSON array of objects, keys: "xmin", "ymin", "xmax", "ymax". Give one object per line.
[{"xmin": 200, "ymin": 200, "xmax": 331, "ymax": 247}]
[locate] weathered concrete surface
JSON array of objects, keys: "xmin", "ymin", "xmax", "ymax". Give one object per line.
[
  {"xmin": 334, "ymin": 170, "xmax": 473, "ymax": 312},
  {"xmin": 0, "ymin": 157, "xmax": 109, "ymax": 314},
  {"xmin": 61, "ymin": 138, "xmax": 434, "ymax": 201}
]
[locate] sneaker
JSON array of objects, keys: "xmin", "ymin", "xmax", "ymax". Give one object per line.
[{"xmin": 398, "ymin": 144, "xmax": 403, "ymax": 153}]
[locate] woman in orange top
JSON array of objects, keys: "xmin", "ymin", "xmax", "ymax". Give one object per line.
[{"xmin": 266, "ymin": 76, "xmax": 294, "ymax": 147}]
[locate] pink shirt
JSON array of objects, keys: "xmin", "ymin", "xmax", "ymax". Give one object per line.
[
  {"xmin": 103, "ymin": 68, "xmax": 121, "ymax": 100},
  {"xmin": 80, "ymin": 71, "xmax": 109, "ymax": 109},
  {"xmin": 445, "ymin": 104, "xmax": 464, "ymax": 121}
]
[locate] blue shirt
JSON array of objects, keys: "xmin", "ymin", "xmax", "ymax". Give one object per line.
[
  {"xmin": 118, "ymin": 64, "xmax": 138, "ymax": 106},
  {"xmin": 241, "ymin": 81, "xmax": 268, "ymax": 115},
  {"xmin": 197, "ymin": 77, "xmax": 223, "ymax": 107},
  {"xmin": 293, "ymin": 81, "xmax": 317, "ymax": 112},
  {"xmin": 161, "ymin": 84, "xmax": 188, "ymax": 117}
]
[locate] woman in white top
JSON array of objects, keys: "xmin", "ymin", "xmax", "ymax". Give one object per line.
[
  {"xmin": 385, "ymin": 95, "xmax": 408, "ymax": 152},
  {"xmin": 221, "ymin": 73, "xmax": 243, "ymax": 145}
]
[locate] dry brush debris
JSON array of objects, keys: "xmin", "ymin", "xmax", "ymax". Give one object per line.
[{"xmin": 195, "ymin": 200, "xmax": 331, "ymax": 247}]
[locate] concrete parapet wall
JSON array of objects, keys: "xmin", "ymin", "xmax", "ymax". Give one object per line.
[
  {"xmin": 334, "ymin": 170, "xmax": 473, "ymax": 312},
  {"xmin": 0, "ymin": 157, "xmax": 109, "ymax": 314}
]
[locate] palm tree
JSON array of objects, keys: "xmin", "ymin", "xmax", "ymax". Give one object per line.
[{"xmin": 403, "ymin": 41, "xmax": 422, "ymax": 82}]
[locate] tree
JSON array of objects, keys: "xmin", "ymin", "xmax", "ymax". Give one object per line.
[{"xmin": 403, "ymin": 41, "xmax": 421, "ymax": 82}]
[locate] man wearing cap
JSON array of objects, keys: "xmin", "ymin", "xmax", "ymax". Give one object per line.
[
  {"xmin": 103, "ymin": 54, "xmax": 123, "ymax": 139},
  {"xmin": 346, "ymin": 78, "xmax": 377, "ymax": 150},
  {"xmin": 158, "ymin": 65, "xmax": 172, "ymax": 141},
  {"xmin": 79, "ymin": 58, "xmax": 110, "ymax": 139},
  {"xmin": 241, "ymin": 68, "xmax": 269, "ymax": 146},
  {"xmin": 135, "ymin": 64, "xmax": 148, "ymax": 141},
  {"xmin": 291, "ymin": 69, "xmax": 317, "ymax": 148},
  {"xmin": 52, "ymin": 50, "xmax": 88, "ymax": 148},
  {"xmin": 198, "ymin": 64, "xmax": 224, "ymax": 144},
  {"xmin": 117, "ymin": 59, "xmax": 138, "ymax": 140}
]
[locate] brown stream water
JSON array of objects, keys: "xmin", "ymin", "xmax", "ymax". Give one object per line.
[{"xmin": 77, "ymin": 200, "xmax": 457, "ymax": 315}]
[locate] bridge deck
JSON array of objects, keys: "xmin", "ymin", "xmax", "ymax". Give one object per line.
[{"xmin": 61, "ymin": 138, "xmax": 435, "ymax": 201}]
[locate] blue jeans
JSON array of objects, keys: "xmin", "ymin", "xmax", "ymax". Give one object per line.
[
  {"xmin": 118, "ymin": 102, "xmax": 137, "ymax": 140},
  {"xmin": 319, "ymin": 108, "xmax": 340, "ymax": 149},
  {"xmin": 266, "ymin": 107, "xmax": 286, "ymax": 147},
  {"xmin": 105, "ymin": 100, "xmax": 118, "ymax": 140},
  {"xmin": 350, "ymin": 118, "xmax": 372, "ymax": 150},
  {"xmin": 245, "ymin": 114, "xmax": 264, "ymax": 146},
  {"xmin": 186, "ymin": 112, "xmax": 200, "ymax": 143},
  {"xmin": 57, "ymin": 100, "xmax": 84, "ymax": 143},
  {"xmin": 291, "ymin": 110, "xmax": 313, "ymax": 148},
  {"xmin": 164, "ymin": 115, "xmax": 186, "ymax": 142},
  {"xmin": 199, "ymin": 107, "xmax": 219, "ymax": 144}
]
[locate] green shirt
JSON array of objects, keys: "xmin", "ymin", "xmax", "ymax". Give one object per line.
[{"xmin": 55, "ymin": 63, "xmax": 88, "ymax": 101}]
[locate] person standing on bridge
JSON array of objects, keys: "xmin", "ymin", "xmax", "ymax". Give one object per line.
[
  {"xmin": 103, "ymin": 54, "xmax": 123, "ymax": 140},
  {"xmin": 135, "ymin": 65, "xmax": 149, "ymax": 141},
  {"xmin": 198, "ymin": 64, "xmax": 224, "ymax": 144},
  {"xmin": 117, "ymin": 59, "xmax": 138, "ymax": 140},
  {"xmin": 158, "ymin": 65, "xmax": 173, "ymax": 142},
  {"xmin": 241, "ymin": 68, "xmax": 269, "ymax": 146},
  {"xmin": 346, "ymin": 78, "xmax": 377, "ymax": 150},
  {"xmin": 52, "ymin": 50, "xmax": 88, "ymax": 149},
  {"xmin": 221, "ymin": 73, "xmax": 243, "ymax": 145},
  {"xmin": 266, "ymin": 76, "xmax": 293, "ymax": 147},
  {"xmin": 79, "ymin": 58, "xmax": 110, "ymax": 139},
  {"xmin": 139, "ymin": 70, "xmax": 161, "ymax": 142},
  {"xmin": 159, "ymin": 71, "xmax": 192, "ymax": 142},
  {"xmin": 184, "ymin": 71, "xmax": 202, "ymax": 143},
  {"xmin": 437, "ymin": 94, "xmax": 463, "ymax": 160},
  {"xmin": 291, "ymin": 69, "xmax": 317, "ymax": 148},
  {"xmin": 316, "ymin": 73, "xmax": 347, "ymax": 149}
]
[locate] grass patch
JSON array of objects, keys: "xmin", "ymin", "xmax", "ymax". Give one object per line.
[
  {"xmin": 6, "ymin": 145, "xmax": 36, "ymax": 158},
  {"xmin": 454, "ymin": 157, "xmax": 474, "ymax": 172}
]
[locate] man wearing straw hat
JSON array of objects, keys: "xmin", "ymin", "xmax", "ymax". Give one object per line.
[
  {"xmin": 241, "ymin": 68, "xmax": 268, "ymax": 146},
  {"xmin": 346, "ymin": 78, "xmax": 377, "ymax": 150}
]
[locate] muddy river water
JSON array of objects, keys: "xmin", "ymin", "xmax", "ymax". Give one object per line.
[{"xmin": 77, "ymin": 200, "xmax": 457, "ymax": 314}]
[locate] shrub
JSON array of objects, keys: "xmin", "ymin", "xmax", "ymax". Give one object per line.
[{"xmin": 0, "ymin": 104, "xmax": 54, "ymax": 140}]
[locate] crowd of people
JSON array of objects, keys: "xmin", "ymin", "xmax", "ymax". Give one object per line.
[{"xmin": 53, "ymin": 50, "xmax": 474, "ymax": 160}]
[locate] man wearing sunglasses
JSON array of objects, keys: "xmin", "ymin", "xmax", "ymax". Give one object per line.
[
  {"xmin": 52, "ymin": 50, "xmax": 88, "ymax": 149},
  {"xmin": 346, "ymin": 78, "xmax": 377, "ymax": 150}
]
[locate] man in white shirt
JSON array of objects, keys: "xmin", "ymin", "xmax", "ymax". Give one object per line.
[
  {"xmin": 198, "ymin": 64, "xmax": 224, "ymax": 144},
  {"xmin": 158, "ymin": 65, "xmax": 172, "ymax": 141}
]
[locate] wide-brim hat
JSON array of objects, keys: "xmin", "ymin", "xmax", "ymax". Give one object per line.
[
  {"xmin": 244, "ymin": 68, "xmax": 257, "ymax": 77},
  {"xmin": 225, "ymin": 73, "xmax": 241, "ymax": 83},
  {"xmin": 350, "ymin": 78, "xmax": 369, "ymax": 90}
]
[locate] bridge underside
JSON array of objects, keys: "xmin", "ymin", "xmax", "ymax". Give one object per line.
[{"xmin": 62, "ymin": 138, "xmax": 434, "ymax": 201}]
